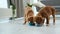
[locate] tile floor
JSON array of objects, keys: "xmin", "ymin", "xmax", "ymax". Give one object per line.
[{"xmin": 0, "ymin": 17, "xmax": 60, "ymax": 34}]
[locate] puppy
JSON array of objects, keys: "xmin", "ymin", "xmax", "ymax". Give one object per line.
[
  {"xmin": 36, "ymin": 6, "xmax": 56, "ymax": 26},
  {"xmin": 24, "ymin": 6, "xmax": 34, "ymax": 24}
]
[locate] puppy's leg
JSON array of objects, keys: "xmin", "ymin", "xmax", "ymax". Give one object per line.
[
  {"xmin": 24, "ymin": 17, "xmax": 28, "ymax": 24},
  {"xmin": 46, "ymin": 16, "xmax": 50, "ymax": 26},
  {"xmin": 42, "ymin": 18, "xmax": 45, "ymax": 24},
  {"xmin": 24, "ymin": 14, "xmax": 27, "ymax": 24},
  {"xmin": 24, "ymin": 18, "xmax": 26, "ymax": 24},
  {"xmin": 52, "ymin": 11, "xmax": 55, "ymax": 25},
  {"xmin": 51, "ymin": 7, "xmax": 56, "ymax": 25},
  {"xmin": 52, "ymin": 14, "xmax": 55, "ymax": 25}
]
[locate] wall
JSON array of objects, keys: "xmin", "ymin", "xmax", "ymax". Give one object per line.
[
  {"xmin": 0, "ymin": 0, "xmax": 8, "ymax": 8},
  {"xmin": 0, "ymin": 8, "xmax": 12, "ymax": 19},
  {"xmin": 0, "ymin": 0, "xmax": 12, "ymax": 18},
  {"xmin": 0, "ymin": 0, "xmax": 12, "ymax": 19},
  {"xmin": 0, "ymin": 0, "xmax": 12, "ymax": 23}
]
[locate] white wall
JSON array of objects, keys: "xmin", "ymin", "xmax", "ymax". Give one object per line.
[
  {"xmin": 0, "ymin": 8, "xmax": 12, "ymax": 19},
  {"xmin": 0, "ymin": 0, "xmax": 12, "ymax": 19},
  {"xmin": 0, "ymin": 0, "xmax": 8, "ymax": 8}
]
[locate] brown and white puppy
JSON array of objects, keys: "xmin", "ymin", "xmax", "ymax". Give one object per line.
[
  {"xmin": 24, "ymin": 6, "xmax": 34, "ymax": 24},
  {"xmin": 35, "ymin": 6, "xmax": 56, "ymax": 26}
]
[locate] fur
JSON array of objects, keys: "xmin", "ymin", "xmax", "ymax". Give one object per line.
[
  {"xmin": 35, "ymin": 6, "xmax": 56, "ymax": 26},
  {"xmin": 24, "ymin": 6, "xmax": 34, "ymax": 24}
]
